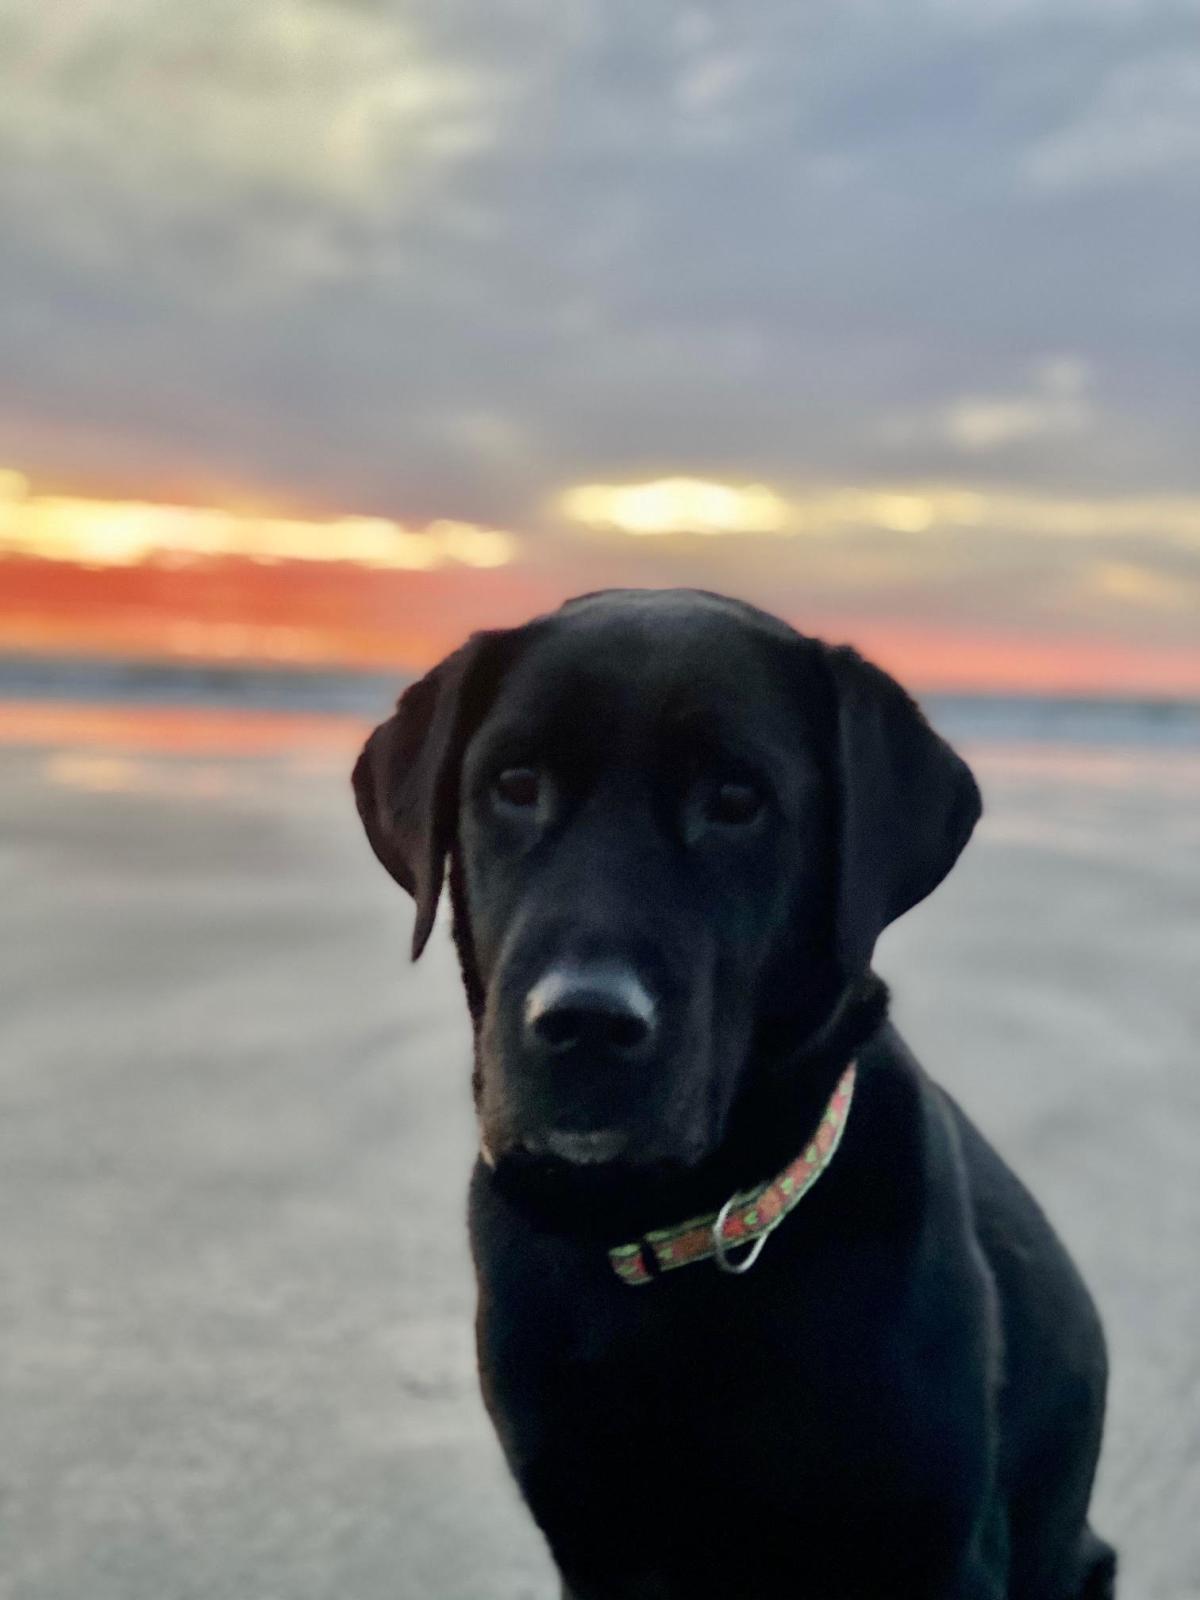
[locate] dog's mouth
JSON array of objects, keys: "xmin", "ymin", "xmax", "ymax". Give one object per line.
[
  {"xmin": 485, "ymin": 1124, "xmax": 645, "ymax": 1175},
  {"xmin": 482, "ymin": 1123, "xmax": 719, "ymax": 1241},
  {"xmin": 483, "ymin": 1113, "xmax": 709, "ymax": 1175},
  {"xmin": 535, "ymin": 1127, "xmax": 630, "ymax": 1165}
]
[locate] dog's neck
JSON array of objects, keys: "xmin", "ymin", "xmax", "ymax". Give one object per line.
[{"xmin": 714, "ymin": 969, "xmax": 887, "ymax": 1200}]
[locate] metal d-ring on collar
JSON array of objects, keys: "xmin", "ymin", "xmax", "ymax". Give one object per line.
[{"xmin": 711, "ymin": 1191, "xmax": 773, "ymax": 1275}]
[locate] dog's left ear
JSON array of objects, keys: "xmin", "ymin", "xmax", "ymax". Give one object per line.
[
  {"xmin": 352, "ymin": 630, "xmax": 511, "ymax": 960},
  {"xmin": 820, "ymin": 643, "xmax": 981, "ymax": 975}
]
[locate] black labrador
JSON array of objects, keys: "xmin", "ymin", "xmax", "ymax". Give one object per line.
[{"xmin": 353, "ymin": 588, "xmax": 1114, "ymax": 1600}]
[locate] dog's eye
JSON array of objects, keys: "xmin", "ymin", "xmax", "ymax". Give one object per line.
[
  {"xmin": 706, "ymin": 780, "xmax": 764, "ymax": 826},
  {"xmin": 494, "ymin": 766, "xmax": 541, "ymax": 808}
]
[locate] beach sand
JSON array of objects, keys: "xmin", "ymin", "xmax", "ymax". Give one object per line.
[{"xmin": 1, "ymin": 729, "xmax": 1197, "ymax": 1599}]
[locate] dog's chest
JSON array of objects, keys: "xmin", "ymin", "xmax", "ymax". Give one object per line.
[
  {"xmin": 480, "ymin": 1258, "xmax": 989, "ymax": 1597},
  {"xmin": 491, "ymin": 1239, "xmax": 976, "ymax": 1487}
]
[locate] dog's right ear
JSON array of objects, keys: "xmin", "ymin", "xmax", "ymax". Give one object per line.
[{"xmin": 352, "ymin": 631, "xmax": 510, "ymax": 960}]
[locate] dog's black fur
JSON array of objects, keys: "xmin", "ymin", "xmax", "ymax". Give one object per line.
[{"xmin": 354, "ymin": 589, "xmax": 1114, "ymax": 1600}]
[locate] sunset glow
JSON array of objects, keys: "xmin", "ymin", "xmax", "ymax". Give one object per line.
[
  {"xmin": 562, "ymin": 478, "xmax": 789, "ymax": 536},
  {"xmin": 0, "ymin": 471, "xmax": 517, "ymax": 572},
  {"xmin": 562, "ymin": 475, "xmax": 1200, "ymax": 548},
  {"xmin": 3, "ymin": 466, "xmax": 1199, "ymax": 696}
]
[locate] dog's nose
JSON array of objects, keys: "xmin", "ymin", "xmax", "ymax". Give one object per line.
[{"xmin": 523, "ymin": 965, "xmax": 657, "ymax": 1058}]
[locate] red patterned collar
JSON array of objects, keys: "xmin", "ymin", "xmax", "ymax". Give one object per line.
[{"xmin": 608, "ymin": 1063, "xmax": 857, "ymax": 1287}]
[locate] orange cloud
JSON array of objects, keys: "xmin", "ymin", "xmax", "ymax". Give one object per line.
[{"xmin": 0, "ymin": 550, "xmax": 561, "ymax": 672}]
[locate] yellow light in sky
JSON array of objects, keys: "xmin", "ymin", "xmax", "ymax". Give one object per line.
[
  {"xmin": 561, "ymin": 477, "xmax": 789, "ymax": 536},
  {"xmin": 0, "ymin": 472, "xmax": 517, "ymax": 571},
  {"xmin": 562, "ymin": 474, "xmax": 1200, "ymax": 547},
  {"xmin": 1085, "ymin": 561, "xmax": 1193, "ymax": 611}
]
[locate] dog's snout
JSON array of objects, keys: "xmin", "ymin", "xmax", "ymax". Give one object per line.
[{"xmin": 523, "ymin": 965, "xmax": 657, "ymax": 1058}]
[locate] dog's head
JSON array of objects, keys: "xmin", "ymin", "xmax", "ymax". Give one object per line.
[{"xmin": 353, "ymin": 590, "xmax": 979, "ymax": 1203}]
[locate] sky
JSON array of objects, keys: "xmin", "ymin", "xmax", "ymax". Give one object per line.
[{"xmin": 1, "ymin": 0, "xmax": 1198, "ymax": 691}]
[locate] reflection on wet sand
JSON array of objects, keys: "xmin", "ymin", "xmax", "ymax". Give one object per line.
[{"xmin": 0, "ymin": 699, "xmax": 365, "ymax": 757}]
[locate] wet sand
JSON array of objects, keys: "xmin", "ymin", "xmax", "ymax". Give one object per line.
[{"xmin": 1, "ymin": 731, "xmax": 1198, "ymax": 1599}]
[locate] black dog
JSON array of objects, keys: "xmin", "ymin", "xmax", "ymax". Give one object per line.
[{"xmin": 354, "ymin": 589, "xmax": 1114, "ymax": 1600}]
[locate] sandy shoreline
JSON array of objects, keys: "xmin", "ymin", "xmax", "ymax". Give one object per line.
[{"xmin": 1, "ymin": 735, "xmax": 1197, "ymax": 1599}]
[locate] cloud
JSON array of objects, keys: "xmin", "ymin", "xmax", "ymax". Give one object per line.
[
  {"xmin": 0, "ymin": 470, "xmax": 517, "ymax": 570},
  {"xmin": 886, "ymin": 356, "xmax": 1095, "ymax": 455},
  {"xmin": 561, "ymin": 478, "xmax": 788, "ymax": 536},
  {"xmin": 1024, "ymin": 51, "xmax": 1200, "ymax": 191},
  {"xmin": 1081, "ymin": 559, "xmax": 1198, "ymax": 612},
  {"xmin": 0, "ymin": 0, "xmax": 508, "ymax": 299},
  {"xmin": 558, "ymin": 470, "xmax": 1200, "ymax": 549},
  {"xmin": 0, "ymin": 0, "xmax": 1198, "ymax": 548}
]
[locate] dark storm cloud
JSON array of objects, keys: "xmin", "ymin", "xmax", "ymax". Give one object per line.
[{"xmin": 1, "ymin": 0, "xmax": 1198, "ymax": 527}]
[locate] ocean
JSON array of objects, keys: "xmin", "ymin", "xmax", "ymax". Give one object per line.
[{"xmin": 3, "ymin": 650, "xmax": 1199, "ymax": 749}]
